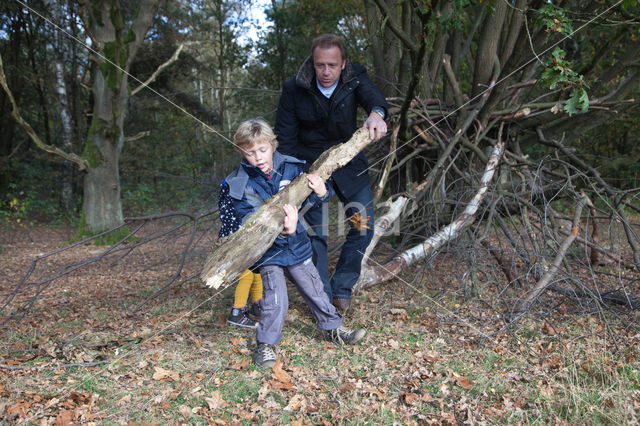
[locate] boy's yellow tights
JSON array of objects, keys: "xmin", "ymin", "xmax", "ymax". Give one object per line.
[{"xmin": 233, "ymin": 269, "xmax": 263, "ymax": 308}]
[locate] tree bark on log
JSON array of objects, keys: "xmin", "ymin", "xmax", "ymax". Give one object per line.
[{"xmin": 200, "ymin": 128, "xmax": 372, "ymax": 289}]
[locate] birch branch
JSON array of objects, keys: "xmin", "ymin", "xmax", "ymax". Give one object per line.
[{"xmin": 354, "ymin": 132, "xmax": 506, "ymax": 291}]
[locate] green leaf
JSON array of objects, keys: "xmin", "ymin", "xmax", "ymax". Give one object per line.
[
  {"xmin": 552, "ymin": 47, "xmax": 566, "ymax": 61},
  {"xmin": 577, "ymin": 88, "xmax": 589, "ymax": 113},
  {"xmin": 564, "ymin": 88, "xmax": 589, "ymax": 116}
]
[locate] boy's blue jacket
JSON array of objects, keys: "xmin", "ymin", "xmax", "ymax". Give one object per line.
[{"xmin": 225, "ymin": 150, "xmax": 331, "ymax": 269}]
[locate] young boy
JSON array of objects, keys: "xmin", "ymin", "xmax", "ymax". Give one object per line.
[{"xmin": 225, "ymin": 118, "xmax": 366, "ymax": 368}]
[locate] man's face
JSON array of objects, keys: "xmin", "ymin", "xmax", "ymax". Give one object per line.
[
  {"xmin": 241, "ymin": 141, "xmax": 276, "ymax": 174},
  {"xmin": 313, "ymin": 45, "xmax": 346, "ymax": 88}
]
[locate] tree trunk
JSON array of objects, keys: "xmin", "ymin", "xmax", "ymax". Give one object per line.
[
  {"xmin": 201, "ymin": 128, "xmax": 373, "ymax": 289},
  {"xmin": 50, "ymin": 0, "xmax": 75, "ymax": 212},
  {"xmin": 471, "ymin": 0, "xmax": 507, "ymax": 99},
  {"xmin": 364, "ymin": 0, "xmax": 399, "ymax": 97},
  {"xmin": 80, "ymin": 0, "xmax": 158, "ymax": 234},
  {"xmin": 82, "ymin": 130, "xmax": 124, "ymax": 233}
]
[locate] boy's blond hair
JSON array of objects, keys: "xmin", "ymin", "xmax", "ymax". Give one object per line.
[{"xmin": 233, "ymin": 118, "xmax": 277, "ymax": 152}]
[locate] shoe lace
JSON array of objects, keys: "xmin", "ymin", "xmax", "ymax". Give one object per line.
[
  {"xmin": 259, "ymin": 344, "xmax": 276, "ymax": 360},
  {"xmin": 331, "ymin": 326, "xmax": 350, "ymax": 345}
]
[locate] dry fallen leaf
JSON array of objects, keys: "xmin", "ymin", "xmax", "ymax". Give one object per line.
[
  {"xmin": 229, "ymin": 337, "xmax": 244, "ymax": 347},
  {"xmin": 284, "ymin": 394, "xmax": 305, "ymax": 411},
  {"xmin": 6, "ymin": 400, "xmax": 32, "ymax": 418},
  {"xmin": 55, "ymin": 409, "xmax": 74, "ymax": 426},
  {"xmin": 439, "ymin": 382, "xmax": 450, "ymax": 396},
  {"xmin": 257, "ymin": 382, "xmax": 269, "ymax": 400},
  {"xmin": 543, "ymin": 323, "xmax": 556, "ymax": 336},
  {"xmin": 348, "ymin": 213, "xmax": 371, "ymax": 231},
  {"xmin": 455, "ymin": 376, "xmax": 473, "ymax": 390},
  {"xmin": 152, "ymin": 366, "xmax": 180, "ymax": 381},
  {"xmin": 364, "ymin": 386, "xmax": 384, "ymax": 399},
  {"xmin": 339, "ymin": 382, "xmax": 355, "ymax": 393},
  {"xmin": 205, "ymin": 390, "xmax": 227, "ymax": 410},
  {"xmin": 232, "ymin": 357, "xmax": 250, "ymax": 370},
  {"xmin": 272, "ymin": 359, "xmax": 292, "ymax": 383},
  {"xmin": 178, "ymin": 404, "xmax": 192, "ymax": 418},
  {"xmin": 270, "ymin": 380, "xmax": 295, "ymax": 391},
  {"xmin": 401, "ymin": 392, "xmax": 420, "ymax": 405}
]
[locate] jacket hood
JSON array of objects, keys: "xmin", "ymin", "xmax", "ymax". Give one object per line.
[{"xmin": 295, "ymin": 55, "xmax": 356, "ymax": 90}]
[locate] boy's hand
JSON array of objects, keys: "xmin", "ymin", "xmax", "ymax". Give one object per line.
[
  {"xmin": 306, "ymin": 174, "xmax": 327, "ymax": 198},
  {"xmin": 282, "ymin": 204, "xmax": 298, "ymax": 235}
]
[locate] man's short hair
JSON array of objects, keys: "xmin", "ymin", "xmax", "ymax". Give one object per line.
[
  {"xmin": 311, "ymin": 34, "xmax": 347, "ymax": 60},
  {"xmin": 233, "ymin": 118, "xmax": 277, "ymax": 152}
]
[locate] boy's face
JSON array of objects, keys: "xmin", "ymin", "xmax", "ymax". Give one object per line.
[{"xmin": 241, "ymin": 141, "xmax": 276, "ymax": 174}]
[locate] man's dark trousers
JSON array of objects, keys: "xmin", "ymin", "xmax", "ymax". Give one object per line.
[{"xmin": 302, "ymin": 183, "xmax": 375, "ymax": 300}]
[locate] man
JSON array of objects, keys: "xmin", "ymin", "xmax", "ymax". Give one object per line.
[{"xmin": 275, "ymin": 34, "xmax": 388, "ymax": 312}]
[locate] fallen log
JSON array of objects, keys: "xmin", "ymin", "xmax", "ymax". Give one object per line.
[{"xmin": 200, "ymin": 127, "xmax": 373, "ymax": 289}]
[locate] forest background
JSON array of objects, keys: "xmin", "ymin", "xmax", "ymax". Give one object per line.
[{"xmin": 1, "ymin": 0, "xmax": 640, "ymax": 424}]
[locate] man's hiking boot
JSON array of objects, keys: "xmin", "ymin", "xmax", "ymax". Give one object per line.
[
  {"xmin": 227, "ymin": 307, "xmax": 257, "ymax": 329},
  {"xmin": 332, "ymin": 298, "xmax": 351, "ymax": 313},
  {"xmin": 253, "ymin": 343, "xmax": 277, "ymax": 368},
  {"xmin": 324, "ymin": 326, "xmax": 366, "ymax": 345},
  {"xmin": 245, "ymin": 301, "xmax": 262, "ymax": 322}
]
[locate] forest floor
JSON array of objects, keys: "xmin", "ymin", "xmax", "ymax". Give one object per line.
[{"xmin": 0, "ymin": 222, "xmax": 639, "ymax": 425}]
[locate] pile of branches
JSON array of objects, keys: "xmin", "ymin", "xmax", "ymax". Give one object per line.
[{"xmin": 358, "ymin": 98, "xmax": 640, "ymax": 324}]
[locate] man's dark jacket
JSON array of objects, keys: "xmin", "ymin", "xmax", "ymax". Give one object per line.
[{"xmin": 275, "ymin": 56, "xmax": 388, "ymax": 198}]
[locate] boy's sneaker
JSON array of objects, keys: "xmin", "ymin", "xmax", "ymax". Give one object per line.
[
  {"xmin": 245, "ymin": 301, "xmax": 262, "ymax": 322},
  {"xmin": 324, "ymin": 326, "xmax": 366, "ymax": 345},
  {"xmin": 227, "ymin": 307, "xmax": 257, "ymax": 329},
  {"xmin": 253, "ymin": 343, "xmax": 277, "ymax": 368}
]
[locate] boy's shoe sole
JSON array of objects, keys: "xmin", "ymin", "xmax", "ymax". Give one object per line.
[{"xmin": 227, "ymin": 318, "xmax": 257, "ymax": 329}]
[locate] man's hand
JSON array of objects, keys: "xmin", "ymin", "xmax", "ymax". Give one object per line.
[
  {"xmin": 364, "ymin": 111, "xmax": 387, "ymax": 141},
  {"xmin": 282, "ymin": 204, "xmax": 298, "ymax": 235},
  {"xmin": 306, "ymin": 174, "xmax": 327, "ymax": 198}
]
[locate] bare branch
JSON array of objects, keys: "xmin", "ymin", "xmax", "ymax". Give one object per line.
[
  {"xmin": 510, "ymin": 192, "xmax": 587, "ymax": 321},
  {"xmin": 131, "ymin": 43, "xmax": 184, "ymax": 96},
  {"xmin": 124, "ymin": 131, "xmax": 151, "ymax": 143},
  {"xmin": 0, "ymin": 53, "xmax": 89, "ymax": 171},
  {"xmin": 442, "ymin": 54, "xmax": 463, "ymax": 108}
]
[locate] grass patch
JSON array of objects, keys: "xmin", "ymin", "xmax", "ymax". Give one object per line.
[{"xmin": 2, "ymin": 227, "xmax": 638, "ymax": 424}]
